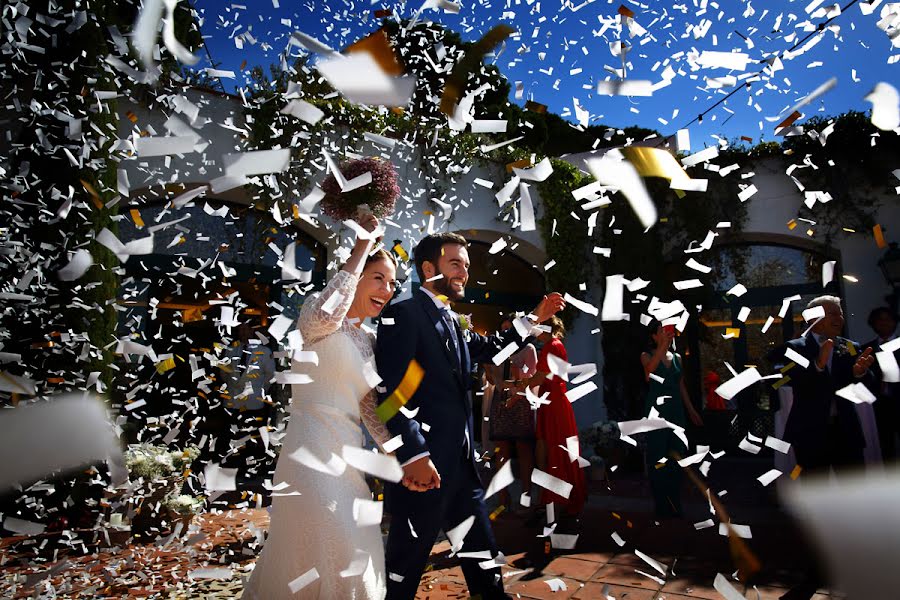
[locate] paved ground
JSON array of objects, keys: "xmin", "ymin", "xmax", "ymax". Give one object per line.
[{"xmin": 0, "ymin": 462, "xmax": 839, "ymax": 599}]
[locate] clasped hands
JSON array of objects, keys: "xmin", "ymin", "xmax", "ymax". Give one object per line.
[
  {"xmin": 816, "ymin": 339, "xmax": 875, "ymax": 377},
  {"xmin": 401, "ymin": 455, "xmax": 441, "ymax": 492},
  {"xmin": 399, "ymin": 294, "xmax": 565, "ymax": 493}
]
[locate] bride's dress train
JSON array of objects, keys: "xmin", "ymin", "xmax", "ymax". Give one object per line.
[{"xmin": 243, "ymin": 270, "xmax": 389, "ymax": 599}]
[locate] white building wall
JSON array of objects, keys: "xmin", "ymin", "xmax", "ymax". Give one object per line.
[{"xmin": 741, "ymin": 157, "xmax": 900, "ymax": 341}]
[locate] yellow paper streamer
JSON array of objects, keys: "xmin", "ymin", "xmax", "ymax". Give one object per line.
[
  {"xmin": 155, "ymin": 357, "xmax": 176, "ymax": 374},
  {"xmin": 392, "ymin": 242, "xmax": 409, "ymax": 262},
  {"xmin": 621, "ymin": 146, "xmax": 691, "ymax": 182},
  {"xmin": 376, "ymin": 359, "xmax": 425, "ymax": 423},
  {"xmin": 874, "ymin": 224, "xmax": 887, "ymax": 249}
]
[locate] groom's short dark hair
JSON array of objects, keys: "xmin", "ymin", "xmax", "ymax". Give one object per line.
[{"xmin": 414, "ymin": 232, "xmax": 467, "ymax": 282}]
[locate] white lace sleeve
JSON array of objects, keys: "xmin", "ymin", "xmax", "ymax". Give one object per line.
[
  {"xmin": 297, "ymin": 269, "xmax": 358, "ymax": 345},
  {"xmin": 360, "ymin": 389, "xmax": 392, "ymax": 451}
]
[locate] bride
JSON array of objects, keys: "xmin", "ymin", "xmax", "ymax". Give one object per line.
[{"xmin": 244, "ymin": 213, "xmax": 395, "ymax": 599}]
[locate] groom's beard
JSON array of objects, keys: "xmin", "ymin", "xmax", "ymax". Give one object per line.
[{"xmin": 432, "ymin": 272, "xmax": 465, "ymax": 301}]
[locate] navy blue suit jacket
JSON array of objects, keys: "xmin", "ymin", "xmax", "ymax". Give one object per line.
[
  {"xmin": 781, "ymin": 335, "xmax": 867, "ymax": 455},
  {"xmin": 374, "ymin": 290, "xmax": 528, "ymax": 494}
]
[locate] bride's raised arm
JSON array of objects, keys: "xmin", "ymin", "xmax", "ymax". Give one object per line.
[
  {"xmin": 296, "ymin": 216, "xmax": 376, "ymax": 345},
  {"xmin": 296, "ymin": 269, "xmax": 359, "ymax": 346}
]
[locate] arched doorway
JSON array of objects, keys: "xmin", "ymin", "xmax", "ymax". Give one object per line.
[
  {"xmin": 116, "ymin": 199, "xmax": 326, "ymax": 343},
  {"xmin": 114, "ymin": 198, "xmax": 327, "ymax": 482}
]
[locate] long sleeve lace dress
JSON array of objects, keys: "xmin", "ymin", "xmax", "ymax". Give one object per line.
[{"xmin": 243, "ymin": 270, "xmax": 389, "ymax": 599}]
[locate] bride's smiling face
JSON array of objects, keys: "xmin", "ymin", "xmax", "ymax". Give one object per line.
[{"xmin": 352, "ymin": 258, "xmax": 397, "ymax": 319}]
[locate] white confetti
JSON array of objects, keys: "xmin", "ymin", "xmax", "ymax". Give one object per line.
[
  {"xmin": 757, "ymin": 469, "xmax": 783, "ymax": 486},
  {"xmin": 342, "ymin": 445, "xmax": 403, "ymax": 482},
  {"xmin": 317, "ymin": 53, "xmax": 415, "ymax": 107},
  {"xmin": 531, "ymin": 468, "xmax": 573, "ymax": 499},
  {"xmin": 484, "ymin": 459, "xmax": 515, "ymax": 499},
  {"xmin": 865, "ymin": 82, "xmax": 900, "ymax": 131},
  {"xmin": 288, "ymin": 568, "xmax": 320, "ymax": 593}
]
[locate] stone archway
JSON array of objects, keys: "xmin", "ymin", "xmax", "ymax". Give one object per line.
[{"xmin": 448, "ymin": 231, "xmax": 547, "ymax": 334}]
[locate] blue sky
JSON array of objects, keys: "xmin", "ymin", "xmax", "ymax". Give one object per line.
[{"xmin": 192, "ymin": 0, "xmax": 897, "ymax": 149}]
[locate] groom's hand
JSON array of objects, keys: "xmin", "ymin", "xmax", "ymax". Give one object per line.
[
  {"xmin": 401, "ymin": 456, "xmax": 441, "ymax": 492},
  {"xmin": 532, "ymin": 292, "xmax": 566, "ymax": 323}
]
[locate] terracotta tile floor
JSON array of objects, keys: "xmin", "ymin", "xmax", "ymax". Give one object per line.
[{"xmin": 0, "ymin": 505, "xmax": 850, "ymax": 599}]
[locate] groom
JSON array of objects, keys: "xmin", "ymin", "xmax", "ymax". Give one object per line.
[{"xmin": 375, "ymin": 232, "xmax": 565, "ymax": 600}]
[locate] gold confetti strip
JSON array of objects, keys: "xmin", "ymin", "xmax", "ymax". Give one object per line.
[
  {"xmin": 621, "ymin": 146, "xmax": 692, "ymax": 182},
  {"xmin": 155, "ymin": 357, "xmax": 176, "ymax": 374},
  {"xmin": 790, "ymin": 465, "xmax": 803, "ymax": 480},
  {"xmin": 130, "ymin": 208, "xmax": 145, "ymax": 228},
  {"xmin": 874, "ymin": 224, "xmax": 887, "ymax": 249},
  {"xmin": 80, "ymin": 179, "xmax": 104, "ymax": 210},
  {"xmin": 617, "ymin": 4, "xmax": 635, "ymax": 18},
  {"xmin": 525, "ymin": 100, "xmax": 547, "ymax": 114},
  {"xmin": 392, "ymin": 242, "xmax": 409, "ymax": 262},
  {"xmin": 344, "ymin": 28, "xmax": 404, "ymax": 77},
  {"xmin": 505, "ymin": 158, "xmax": 531, "ymax": 172},
  {"xmin": 440, "ymin": 24, "xmax": 516, "ymax": 116},
  {"xmin": 772, "ymin": 376, "xmax": 791, "ymax": 390},
  {"xmin": 775, "ymin": 110, "xmax": 802, "ymax": 131},
  {"xmin": 376, "ymin": 359, "xmax": 425, "ymax": 423}
]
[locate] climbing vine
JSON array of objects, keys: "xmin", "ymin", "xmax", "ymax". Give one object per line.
[
  {"xmin": 783, "ymin": 111, "xmax": 899, "ymax": 243},
  {"xmin": 535, "ymin": 159, "xmax": 595, "ymax": 326}
]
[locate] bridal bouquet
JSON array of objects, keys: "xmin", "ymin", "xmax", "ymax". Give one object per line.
[{"xmin": 320, "ymin": 156, "xmax": 400, "ymax": 221}]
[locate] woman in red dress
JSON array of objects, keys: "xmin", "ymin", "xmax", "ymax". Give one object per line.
[{"xmin": 517, "ymin": 316, "xmax": 587, "ymax": 517}]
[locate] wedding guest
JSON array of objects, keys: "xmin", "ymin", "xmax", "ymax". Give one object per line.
[
  {"xmin": 483, "ymin": 315, "xmax": 537, "ymax": 515},
  {"xmin": 640, "ymin": 320, "xmax": 702, "ymax": 519},
  {"xmin": 775, "ymin": 297, "xmax": 875, "ymax": 600},
  {"xmin": 519, "ymin": 316, "xmax": 586, "ymax": 521},
  {"xmin": 779, "ymin": 296, "xmax": 875, "ymax": 476}
]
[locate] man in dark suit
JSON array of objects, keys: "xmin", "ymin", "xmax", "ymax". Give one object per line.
[
  {"xmin": 863, "ymin": 306, "xmax": 900, "ymax": 462},
  {"xmin": 778, "ymin": 296, "xmax": 876, "ymax": 600},
  {"xmin": 781, "ymin": 295, "xmax": 875, "ymax": 475},
  {"xmin": 375, "ymin": 232, "xmax": 565, "ymax": 600}
]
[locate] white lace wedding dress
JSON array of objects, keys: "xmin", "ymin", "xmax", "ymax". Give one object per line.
[{"xmin": 243, "ymin": 270, "xmax": 390, "ymax": 600}]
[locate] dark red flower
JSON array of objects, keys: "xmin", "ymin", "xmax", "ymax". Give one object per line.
[{"xmin": 320, "ymin": 157, "xmax": 400, "ymax": 222}]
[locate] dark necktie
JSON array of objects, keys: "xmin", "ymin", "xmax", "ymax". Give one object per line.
[
  {"xmin": 441, "ymin": 308, "xmax": 462, "ymax": 366},
  {"xmin": 441, "ymin": 308, "xmax": 470, "ymax": 456}
]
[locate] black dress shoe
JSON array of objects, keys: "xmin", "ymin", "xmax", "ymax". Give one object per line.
[{"xmin": 779, "ymin": 582, "xmax": 818, "ymax": 600}]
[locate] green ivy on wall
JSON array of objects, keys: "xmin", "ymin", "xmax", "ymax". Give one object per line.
[
  {"xmin": 783, "ymin": 111, "xmax": 899, "ymax": 242},
  {"xmin": 536, "ymin": 159, "xmax": 595, "ymax": 326}
]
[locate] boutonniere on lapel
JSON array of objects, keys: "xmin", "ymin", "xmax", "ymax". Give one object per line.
[
  {"xmin": 832, "ymin": 338, "xmax": 851, "ymax": 358},
  {"xmin": 457, "ymin": 313, "xmax": 473, "ymax": 342}
]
